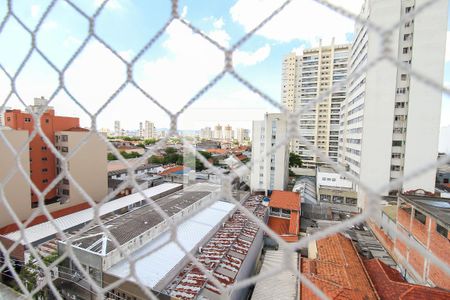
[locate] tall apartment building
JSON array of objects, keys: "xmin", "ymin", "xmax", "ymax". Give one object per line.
[
  {"xmin": 250, "ymin": 113, "xmax": 289, "ymax": 193},
  {"xmin": 114, "ymin": 120, "xmax": 121, "ymax": 136},
  {"xmin": 200, "ymin": 127, "xmax": 212, "ymax": 140},
  {"xmin": 143, "ymin": 120, "xmax": 155, "ymax": 139},
  {"xmin": 282, "ymin": 41, "xmax": 350, "ymax": 168},
  {"xmin": 236, "ymin": 128, "xmax": 250, "ymax": 145},
  {"xmin": 339, "ymin": 0, "xmax": 448, "ymax": 207},
  {"xmin": 1, "ymin": 98, "xmax": 107, "ymax": 228},
  {"xmin": 139, "ymin": 122, "xmax": 144, "ymax": 138},
  {"xmin": 224, "ymin": 124, "xmax": 233, "ymax": 141},
  {"xmin": 213, "ymin": 124, "xmax": 222, "ymax": 140}
]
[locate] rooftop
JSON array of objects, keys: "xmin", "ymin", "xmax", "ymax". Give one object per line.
[
  {"xmin": 364, "ymin": 259, "xmax": 450, "ymax": 299},
  {"xmin": 3, "ymin": 183, "xmax": 182, "ymax": 245},
  {"xmin": 69, "ymin": 190, "xmax": 211, "ymax": 255},
  {"xmin": 300, "ymin": 233, "xmax": 378, "ymax": 300},
  {"xmin": 165, "ymin": 195, "xmax": 267, "ymax": 299},
  {"xmin": 400, "ymin": 194, "xmax": 450, "ymax": 226},
  {"xmin": 107, "ymin": 163, "xmax": 161, "ymax": 176},
  {"xmin": 251, "ymin": 249, "xmax": 298, "ymax": 300},
  {"xmin": 269, "ymin": 190, "xmax": 301, "ymax": 211},
  {"xmin": 105, "ymin": 200, "xmax": 236, "ymax": 288},
  {"xmin": 317, "ymin": 165, "xmax": 338, "ymax": 174}
]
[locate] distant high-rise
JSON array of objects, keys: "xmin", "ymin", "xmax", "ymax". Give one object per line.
[
  {"xmin": 339, "ymin": 0, "xmax": 448, "ymax": 207},
  {"xmin": 282, "ymin": 41, "xmax": 350, "ymax": 168},
  {"xmin": 213, "ymin": 124, "xmax": 223, "ymax": 140},
  {"xmin": 250, "ymin": 113, "xmax": 289, "ymax": 193},
  {"xmin": 224, "ymin": 124, "xmax": 233, "ymax": 141},
  {"xmin": 236, "ymin": 128, "xmax": 250, "ymax": 145},
  {"xmin": 114, "ymin": 120, "xmax": 121, "ymax": 136},
  {"xmin": 139, "ymin": 122, "xmax": 144, "ymax": 138},
  {"xmin": 200, "ymin": 127, "xmax": 213, "ymax": 140},
  {"xmin": 143, "ymin": 120, "xmax": 155, "ymax": 139}
]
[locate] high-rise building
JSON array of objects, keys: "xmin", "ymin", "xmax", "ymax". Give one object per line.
[
  {"xmin": 114, "ymin": 120, "xmax": 121, "ymax": 136},
  {"xmin": 213, "ymin": 124, "xmax": 222, "ymax": 140},
  {"xmin": 250, "ymin": 113, "xmax": 289, "ymax": 193},
  {"xmin": 236, "ymin": 128, "xmax": 250, "ymax": 145},
  {"xmin": 338, "ymin": 0, "xmax": 448, "ymax": 207},
  {"xmin": 224, "ymin": 124, "xmax": 233, "ymax": 141},
  {"xmin": 143, "ymin": 120, "xmax": 155, "ymax": 139},
  {"xmin": 200, "ymin": 127, "xmax": 212, "ymax": 140},
  {"xmin": 139, "ymin": 122, "xmax": 144, "ymax": 138},
  {"xmin": 2, "ymin": 98, "xmax": 107, "ymax": 227},
  {"xmin": 282, "ymin": 41, "xmax": 350, "ymax": 168}
]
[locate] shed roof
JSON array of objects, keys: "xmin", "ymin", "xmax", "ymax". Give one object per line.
[{"xmin": 269, "ymin": 191, "xmax": 300, "ymax": 211}]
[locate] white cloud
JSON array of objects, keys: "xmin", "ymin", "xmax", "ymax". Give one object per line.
[
  {"xmin": 181, "ymin": 6, "xmax": 188, "ymax": 18},
  {"xmin": 234, "ymin": 44, "xmax": 271, "ymax": 66},
  {"xmin": 230, "ymin": 0, "xmax": 364, "ymax": 45},
  {"xmin": 31, "ymin": 4, "xmax": 41, "ymax": 19},
  {"xmin": 213, "ymin": 17, "xmax": 225, "ymax": 29},
  {"xmin": 292, "ymin": 44, "xmax": 306, "ymax": 55},
  {"xmin": 94, "ymin": 0, "xmax": 123, "ymax": 11}
]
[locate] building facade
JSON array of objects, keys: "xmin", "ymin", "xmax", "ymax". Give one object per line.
[
  {"xmin": 1, "ymin": 99, "xmax": 108, "ymax": 229},
  {"xmin": 338, "ymin": 0, "xmax": 448, "ymax": 207},
  {"xmin": 114, "ymin": 120, "xmax": 121, "ymax": 136},
  {"xmin": 213, "ymin": 124, "xmax": 222, "ymax": 140},
  {"xmin": 282, "ymin": 41, "xmax": 350, "ymax": 168},
  {"xmin": 250, "ymin": 113, "xmax": 289, "ymax": 192},
  {"xmin": 200, "ymin": 127, "xmax": 212, "ymax": 140},
  {"xmin": 224, "ymin": 124, "xmax": 233, "ymax": 141},
  {"xmin": 236, "ymin": 128, "xmax": 250, "ymax": 145}
]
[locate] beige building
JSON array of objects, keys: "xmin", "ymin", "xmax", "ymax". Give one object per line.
[
  {"xmin": 0, "ymin": 128, "xmax": 108, "ymax": 229},
  {"xmin": 0, "ymin": 128, "xmax": 32, "ymax": 228},
  {"xmin": 224, "ymin": 124, "xmax": 233, "ymax": 141},
  {"xmin": 213, "ymin": 124, "xmax": 222, "ymax": 140},
  {"xmin": 282, "ymin": 41, "xmax": 350, "ymax": 168},
  {"xmin": 55, "ymin": 129, "xmax": 108, "ymax": 206},
  {"xmin": 236, "ymin": 128, "xmax": 250, "ymax": 145}
]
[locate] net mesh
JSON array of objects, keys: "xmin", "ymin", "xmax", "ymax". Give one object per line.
[{"xmin": 0, "ymin": 0, "xmax": 449, "ymax": 299}]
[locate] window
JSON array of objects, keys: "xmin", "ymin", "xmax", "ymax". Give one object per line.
[
  {"xmin": 391, "ymin": 165, "xmax": 401, "ymax": 171},
  {"xmin": 436, "ymin": 223, "xmax": 448, "ymax": 239},
  {"xmin": 346, "ymin": 198, "xmax": 357, "ymax": 206},
  {"xmin": 403, "ymin": 47, "xmax": 408, "ymax": 54},
  {"xmin": 42, "ymin": 157, "xmax": 48, "ymax": 161},
  {"xmin": 24, "ymin": 117, "xmax": 31, "ymax": 123},
  {"xmin": 41, "ymin": 146, "xmax": 47, "ymax": 151},
  {"xmin": 392, "ymin": 141, "xmax": 403, "ymax": 147},
  {"xmin": 61, "ymin": 147, "xmax": 69, "ymax": 153},
  {"xmin": 42, "ymin": 179, "xmax": 48, "ymax": 184},
  {"xmin": 61, "ymin": 135, "xmax": 68, "ymax": 142},
  {"xmin": 62, "ymin": 189, "xmax": 69, "ymax": 196},
  {"xmin": 414, "ymin": 209, "xmax": 426, "ymax": 225},
  {"xmin": 6, "ymin": 117, "xmax": 10, "ymax": 122},
  {"xmin": 42, "ymin": 168, "xmax": 48, "ymax": 173},
  {"xmin": 401, "ymin": 74, "xmax": 407, "ymax": 81},
  {"xmin": 45, "ymin": 119, "xmax": 49, "ymax": 124}
]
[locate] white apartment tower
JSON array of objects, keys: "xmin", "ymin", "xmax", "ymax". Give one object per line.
[
  {"xmin": 282, "ymin": 41, "xmax": 350, "ymax": 168},
  {"xmin": 236, "ymin": 128, "xmax": 250, "ymax": 145},
  {"xmin": 139, "ymin": 122, "xmax": 144, "ymax": 138},
  {"xmin": 114, "ymin": 120, "xmax": 121, "ymax": 136},
  {"xmin": 224, "ymin": 125, "xmax": 233, "ymax": 141},
  {"xmin": 143, "ymin": 120, "xmax": 155, "ymax": 139},
  {"xmin": 339, "ymin": 0, "xmax": 448, "ymax": 207},
  {"xmin": 200, "ymin": 127, "xmax": 213, "ymax": 140},
  {"xmin": 213, "ymin": 124, "xmax": 223, "ymax": 140},
  {"xmin": 250, "ymin": 113, "xmax": 289, "ymax": 192}
]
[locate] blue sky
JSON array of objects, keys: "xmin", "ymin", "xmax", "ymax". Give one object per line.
[{"xmin": 0, "ymin": 0, "xmax": 449, "ymax": 135}]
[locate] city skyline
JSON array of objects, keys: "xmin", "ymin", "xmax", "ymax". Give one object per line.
[{"xmin": 1, "ymin": 0, "xmax": 449, "ymax": 133}]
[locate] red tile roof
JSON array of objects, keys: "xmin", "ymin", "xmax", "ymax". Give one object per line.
[
  {"xmin": 159, "ymin": 165, "xmax": 185, "ymax": 175},
  {"xmin": 206, "ymin": 148, "xmax": 228, "ymax": 154},
  {"xmin": 300, "ymin": 233, "xmax": 379, "ymax": 300},
  {"xmin": 269, "ymin": 190, "xmax": 300, "ymax": 211},
  {"xmin": 66, "ymin": 126, "xmax": 89, "ymax": 132},
  {"xmin": 268, "ymin": 217, "xmax": 298, "ymax": 242},
  {"xmin": 0, "ymin": 202, "xmax": 91, "ymax": 234},
  {"xmin": 364, "ymin": 259, "xmax": 450, "ymax": 300}
]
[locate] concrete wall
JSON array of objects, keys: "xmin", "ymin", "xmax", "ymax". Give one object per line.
[{"xmin": 0, "ymin": 129, "xmax": 31, "ymax": 228}]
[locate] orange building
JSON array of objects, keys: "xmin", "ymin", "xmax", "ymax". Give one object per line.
[
  {"xmin": 4, "ymin": 98, "xmax": 79, "ymax": 205},
  {"xmin": 268, "ymin": 190, "xmax": 301, "ymax": 242}
]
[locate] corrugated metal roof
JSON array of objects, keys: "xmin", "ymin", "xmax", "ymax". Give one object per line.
[
  {"xmin": 251, "ymin": 249, "xmax": 298, "ymax": 300},
  {"xmin": 4, "ymin": 183, "xmax": 182, "ymax": 244},
  {"xmin": 105, "ymin": 200, "xmax": 235, "ymax": 289}
]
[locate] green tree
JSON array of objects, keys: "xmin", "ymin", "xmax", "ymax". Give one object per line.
[
  {"xmin": 107, "ymin": 153, "xmax": 117, "ymax": 161},
  {"xmin": 149, "ymin": 155, "xmax": 164, "ymax": 164},
  {"xmin": 289, "ymin": 152, "xmax": 303, "ymax": 168},
  {"xmin": 144, "ymin": 138, "xmax": 158, "ymax": 145}
]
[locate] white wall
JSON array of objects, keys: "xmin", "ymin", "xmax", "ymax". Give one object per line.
[{"xmin": 317, "ymin": 170, "xmax": 353, "ymax": 189}]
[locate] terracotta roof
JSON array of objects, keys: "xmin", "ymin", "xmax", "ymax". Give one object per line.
[
  {"xmin": 66, "ymin": 126, "xmax": 89, "ymax": 132},
  {"xmin": 269, "ymin": 191, "xmax": 300, "ymax": 211},
  {"xmin": 300, "ymin": 233, "xmax": 378, "ymax": 300},
  {"xmin": 268, "ymin": 217, "xmax": 298, "ymax": 242},
  {"xmin": 206, "ymin": 148, "xmax": 228, "ymax": 154},
  {"xmin": 364, "ymin": 259, "xmax": 450, "ymax": 300},
  {"xmin": 236, "ymin": 154, "xmax": 248, "ymax": 161},
  {"xmin": 159, "ymin": 165, "xmax": 185, "ymax": 175}
]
